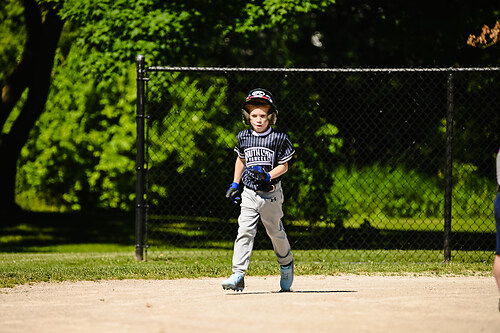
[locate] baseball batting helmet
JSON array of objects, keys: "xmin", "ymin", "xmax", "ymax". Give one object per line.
[{"xmin": 241, "ymin": 88, "xmax": 278, "ymax": 125}]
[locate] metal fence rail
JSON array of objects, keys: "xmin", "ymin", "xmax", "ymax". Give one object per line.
[{"xmin": 135, "ymin": 55, "xmax": 499, "ymax": 263}]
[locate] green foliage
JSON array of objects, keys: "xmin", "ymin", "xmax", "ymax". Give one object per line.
[
  {"xmin": 144, "ymin": 73, "xmax": 237, "ymax": 213},
  {"xmin": 148, "ymin": 74, "xmax": 234, "ymax": 173},
  {"xmin": 13, "ymin": 0, "xmax": 272, "ymax": 211},
  {"xmin": 59, "ymin": 0, "xmax": 258, "ymax": 69},
  {"xmin": 17, "ymin": 47, "xmax": 136, "ymax": 211},
  {"xmin": 0, "ymin": 0, "xmax": 25, "ymax": 85},
  {"xmin": 235, "ymin": 0, "xmax": 335, "ymax": 32},
  {"xmin": 452, "ymin": 163, "xmax": 493, "ymax": 220},
  {"xmin": 332, "ymin": 164, "xmax": 442, "ymax": 219},
  {"xmin": 327, "ymin": 163, "xmax": 495, "ymax": 225},
  {"xmin": 60, "ymin": 0, "xmax": 192, "ymax": 71},
  {"xmin": 286, "ymin": 97, "xmax": 345, "ymax": 224},
  {"xmin": 55, "ymin": 0, "xmax": 341, "ymax": 71},
  {"xmin": 5, "ymin": 0, "xmax": 499, "ymax": 217}
]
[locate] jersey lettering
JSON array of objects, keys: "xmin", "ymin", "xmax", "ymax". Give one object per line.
[{"xmin": 245, "ymin": 147, "xmax": 274, "ymax": 167}]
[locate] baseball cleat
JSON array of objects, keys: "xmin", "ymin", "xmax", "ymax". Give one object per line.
[
  {"xmin": 280, "ymin": 261, "xmax": 294, "ymax": 292},
  {"xmin": 221, "ymin": 273, "xmax": 244, "ymax": 291}
]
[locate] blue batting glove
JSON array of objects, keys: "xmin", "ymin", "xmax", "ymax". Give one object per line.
[
  {"xmin": 247, "ymin": 166, "xmax": 271, "ymax": 182},
  {"xmin": 225, "ymin": 182, "xmax": 241, "ymax": 204}
]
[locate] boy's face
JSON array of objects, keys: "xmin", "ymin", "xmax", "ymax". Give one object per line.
[{"xmin": 247, "ymin": 104, "xmax": 271, "ymax": 133}]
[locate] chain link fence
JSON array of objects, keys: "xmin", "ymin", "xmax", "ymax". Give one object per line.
[{"xmin": 135, "ymin": 57, "xmax": 499, "ymax": 263}]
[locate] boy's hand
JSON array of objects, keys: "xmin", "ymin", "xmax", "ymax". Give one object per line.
[
  {"xmin": 247, "ymin": 166, "xmax": 271, "ymax": 182},
  {"xmin": 225, "ymin": 182, "xmax": 241, "ymax": 204}
]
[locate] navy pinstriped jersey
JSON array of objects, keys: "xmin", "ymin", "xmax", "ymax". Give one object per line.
[{"xmin": 234, "ymin": 127, "xmax": 295, "ymax": 191}]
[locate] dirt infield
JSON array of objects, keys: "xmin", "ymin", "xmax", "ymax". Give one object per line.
[{"xmin": 1, "ymin": 275, "xmax": 499, "ymax": 333}]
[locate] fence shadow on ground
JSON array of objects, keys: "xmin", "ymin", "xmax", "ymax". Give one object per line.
[
  {"xmin": 1, "ymin": 212, "xmax": 494, "ymax": 253},
  {"xmin": 146, "ymin": 217, "xmax": 496, "ymax": 252},
  {"xmin": 0, "ymin": 210, "xmax": 134, "ymax": 252}
]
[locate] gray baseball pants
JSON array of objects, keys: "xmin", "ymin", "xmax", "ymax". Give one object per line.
[{"xmin": 232, "ymin": 182, "xmax": 293, "ymax": 276}]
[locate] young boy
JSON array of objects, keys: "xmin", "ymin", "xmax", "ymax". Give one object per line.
[
  {"xmin": 222, "ymin": 88, "xmax": 295, "ymax": 292},
  {"xmin": 494, "ymin": 147, "xmax": 500, "ymax": 310}
]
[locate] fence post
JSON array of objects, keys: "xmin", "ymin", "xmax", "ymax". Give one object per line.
[
  {"xmin": 444, "ymin": 72, "xmax": 454, "ymax": 263},
  {"xmin": 135, "ymin": 54, "xmax": 146, "ymax": 261}
]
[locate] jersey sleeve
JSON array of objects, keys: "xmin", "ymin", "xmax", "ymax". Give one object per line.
[
  {"xmin": 234, "ymin": 146, "xmax": 244, "ymax": 158},
  {"xmin": 233, "ymin": 132, "xmax": 245, "ymax": 159},
  {"xmin": 497, "ymin": 147, "xmax": 500, "ymax": 185},
  {"xmin": 277, "ymin": 135, "xmax": 295, "ymax": 164}
]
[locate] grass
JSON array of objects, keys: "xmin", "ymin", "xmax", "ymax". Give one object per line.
[
  {"xmin": 342, "ymin": 216, "xmax": 496, "ymax": 233},
  {"xmin": 0, "ymin": 211, "xmax": 495, "ymax": 288},
  {"xmin": 0, "ymin": 244, "xmax": 494, "ymax": 288}
]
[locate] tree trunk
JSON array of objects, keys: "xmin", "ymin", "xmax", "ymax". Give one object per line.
[{"xmin": 0, "ymin": 0, "xmax": 64, "ymax": 216}]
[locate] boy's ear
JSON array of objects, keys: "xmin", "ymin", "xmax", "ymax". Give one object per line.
[
  {"xmin": 269, "ymin": 109, "xmax": 278, "ymax": 125},
  {"xmin": 241, "ymin": 108, "xmax": 251, "ymax": 125}
]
